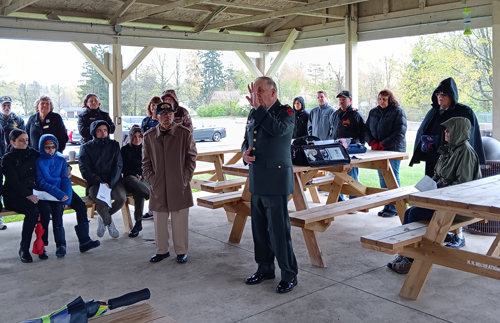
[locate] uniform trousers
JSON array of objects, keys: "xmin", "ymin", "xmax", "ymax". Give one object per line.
[
  {"xmin": 89, "ymin": 182, "xmax": 127, "ymax": 226},
  {"xmin": 153, "ymin": 208, "xmax": 189, "ymax": 255},
  {"xmin": 251, "ymin": 194, "xmax": 298, "ymax": 282},
  {"xmin": 123, "ymin": 176, "xmax": 150, "ymax": 222}
]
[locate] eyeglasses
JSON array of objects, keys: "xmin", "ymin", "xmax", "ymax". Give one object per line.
[{"xmin": 435, "ymin": 92, "xmax": 448, "ymax": 97}]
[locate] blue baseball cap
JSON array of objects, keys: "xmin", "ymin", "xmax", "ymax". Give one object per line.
[{"xmin": 0, "ymin": 96, "xmax": 12, "ymax": 105}]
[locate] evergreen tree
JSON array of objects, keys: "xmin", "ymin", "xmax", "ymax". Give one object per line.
[
  {"xmin": 78, "ymin": 45, "xmax": 110, "ymax": 110},
  {"xmin": 198, "ymin": 50, "xmax": 226, "ymax": 104}
]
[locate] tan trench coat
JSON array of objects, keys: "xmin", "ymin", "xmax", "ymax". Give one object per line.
[{"xmin": 142, "ymin": 122, "xmax": 197, "ymax": 212}]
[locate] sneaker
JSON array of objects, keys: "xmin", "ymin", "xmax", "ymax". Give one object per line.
[
  {"xmin": 392, "ymin": 256, "xmax": 413, "ymax": 274},
  {"xmin": 445, "ymin": 234, "xmax": 465, "ymax": 249},
  {"xmin": 387, "ymin": 255, "xmax": 405, "ymax": 270},
  {"xmin": 142, "ymin": 212, "xmax": 154, "ymax": 220},
  {"xmin": 108, "ymin": 221, "xmax": 120, "ymax": 239},
  {"xmin": 96, "ymin": 216, "xmax": 105, "ymax": 238},
  {"xmin": 56, "ymin": 246, "xmax": 67, "ymax": 258},
  {"xmin": 0, "ymin": 219, "xmax": 6, "ymax": 230},
  {"xmin": 444, "ymin": 233, "xmax": 455, "ymax": 243},
  {"xmin": 381, "ymin": 210, "xmax": 397, "ymax": 218}
]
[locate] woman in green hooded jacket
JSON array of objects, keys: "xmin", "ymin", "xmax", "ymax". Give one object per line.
[{"xmin": 388, "ymin": 117, "xmax": 481, "ymax": 274}]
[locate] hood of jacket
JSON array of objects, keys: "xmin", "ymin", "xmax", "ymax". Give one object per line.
[
  {"xmin": 38, "ymin": 134, "xmax": 59, "ymax": 159},
  {"xmin": 441, "ymin": 116, "xmax": 471, "ymax": 149},
  {"xmin": 90, "ymin": 120, "xmax": 110, "ymax": 140},
  {"xmin": 431, "ymin": 77, "xmax": 459, "ymax": 109},
  {"xmin": 293, "ymin": 96, "xmax": 306, "ymax": 111}
]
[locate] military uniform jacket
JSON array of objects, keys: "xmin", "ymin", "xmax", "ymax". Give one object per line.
[{"xmin": 241, "ymin": 100, "xmax": 295, "ymax": 196}]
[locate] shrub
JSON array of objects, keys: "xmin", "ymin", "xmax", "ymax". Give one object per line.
[{"xmin": 197, "ymin": 100, "xmax": 249, "ymax": 117}]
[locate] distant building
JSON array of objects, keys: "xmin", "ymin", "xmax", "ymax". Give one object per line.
[{"xmin": 61, "ymin": 107, "xmax": 84, "ymax": 118}]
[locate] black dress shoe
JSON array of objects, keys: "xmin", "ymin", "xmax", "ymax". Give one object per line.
[
  {"xmin": 38, "ymin": 249, "xmax": 49, "ymax": 260},
  {"xmin": 150, "ymin": 252, "xmax": 170, "ymax": 263},
  {"xmin": 19, "ymin": 249, "xmax": 33, "ymax": 263},
  {"xmin": 128, "ymin": 221, "xmax": 142, "ymax": 238},
  {"xmin": 276, "ymin": 276, "xmax": 298, "ymax": 294},
  {"xmin": 142, "ymin": 212, "xmax": 154, "ymax": 220},
  {"xmin": 176, "ymin": 254, "xmax": 188, "ymax": 263},
  {"xmin": 245, "ymin": 272, "xmax": 275, "ymax": 285}
]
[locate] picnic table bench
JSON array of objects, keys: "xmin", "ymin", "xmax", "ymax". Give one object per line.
[
  {"xmin": 290, "ymin": 185, "xmax": 419, "ymax": 267},
  {"xmin": 197, "ymin": 150, "xmax": 410, "ymax": 267},
  {"xmin": 361, "ymin": 175, "xmax": 500, "ymax": 300}
]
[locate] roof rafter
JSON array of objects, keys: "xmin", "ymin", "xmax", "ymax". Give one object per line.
[
  {"xmin": 193, "ymin": 0, "xmax": 235, "ymax": 32},
  {"xmin": 203, "ymin": 1, "xmax": 344, "ymax": 19},
  {"xmin": 115, "ymin": 0, "xmax": 205, "ymax": 25},
  {"xmin": 109, "ymin": 0, "xmax": 136, "ymax": 25},
  {"xmin": 205, "ymin": 0, "xmax": 367, "ymax": 31},
  {"xmin": 3, "ymin": 0, "xmax": 39, "ymax": 15},
  {"xmin": 264, "ymin": 15, "xmax": 296, "ymax": 36}
]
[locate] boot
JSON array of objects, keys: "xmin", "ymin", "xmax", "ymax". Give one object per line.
[
  {"xmin": 128, "ymin": 221, "xmax": 142, "ymax": 238},
  {"xmin": 75, "ymin": 222, "xmax": 101, "ymax": 253}
]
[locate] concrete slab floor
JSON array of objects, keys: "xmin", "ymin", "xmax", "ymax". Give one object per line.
[{"xmin": 0, "ymin": 191, "xmax": 499, "ymax": 323}]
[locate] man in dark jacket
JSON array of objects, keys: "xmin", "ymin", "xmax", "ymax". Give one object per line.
[
  {"xmin": 292, "ymin": 96, "xmax": 309, "ymax": 139},
  {"xmin": 0, "ymin": 95, "xmax": 25, "ymax": 144},
  {"xmin": 79, "ymin": 120, "xmax": 125, "ymax": 239},
  {"xmin": 242, "ymin": 76, "xmax": 298, "ymax": 294},
  {"xmin": 78, "ymin": 94, "xmax": 116, "ymax": 144},
  {"xmin": 409, "ymin": 77, "xmax": 486, "ymax": 177},
  {"xmin": 332, "ymin": 90, "xmax": 366, "ymax": 201}
]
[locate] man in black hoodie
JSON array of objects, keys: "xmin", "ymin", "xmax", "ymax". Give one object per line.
[
  {"xmin": 79, "ymin": 120, "xmax": 125, "ymax": 239},
  {"xmin": 410, "ymin": 77, "xmax": 486, "ymax": 177}
]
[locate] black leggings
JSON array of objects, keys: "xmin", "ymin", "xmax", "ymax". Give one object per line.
[{"xmin": 4, "ymin": 193, "xmax": 50, "ymax": 251}]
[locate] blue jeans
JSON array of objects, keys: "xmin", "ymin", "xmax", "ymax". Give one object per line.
[
  {"xmin": 339, "ymin": 167, "xmax": 359, "ymax": 201},
  {"xmin": 377, "ymin": 159, "xmax": 401, "ymax": 213}
]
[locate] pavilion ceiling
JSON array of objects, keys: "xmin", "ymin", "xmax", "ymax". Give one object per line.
[{"xmin": 0, "ymin": 0, "xmax": 494, "ymax": 51}]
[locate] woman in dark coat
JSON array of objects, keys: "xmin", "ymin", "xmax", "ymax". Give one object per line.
[
  {"xmin": 121, "ymin": 125, "xmax": 151, "ymax": 238},
  {"xmin": 2, "ymin": 129, "xmax": 50, "ymax": 263},
  {"xmin": 78, "ymin": 93, "xmax": 116, "ymax": 144},
  {"xmin": 365, "ymin": 89, "xmax": 407, "ymax": 218},
  {"xmin": 141, "ymin": 96, "xmax": 161, "ymax": 133},
  {"xmin": 26, "ymin": 95, "xmax": 68, "ymax": 153},
  {"xmin": 292, "ymin": 96, "xmax": 309, "ymax": 139}
]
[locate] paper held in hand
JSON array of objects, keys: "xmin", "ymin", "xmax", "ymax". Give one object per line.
[
  {"xmin": 415, "ymin": 175, "xmax": 438, "ymax": 192},
  {"xmin": 33, "ymin": 189, "xmax": 59, "ymax": 201},
  {"xmin": 97, "ymin": 183, "xmax": 112, "ymax": 208}
]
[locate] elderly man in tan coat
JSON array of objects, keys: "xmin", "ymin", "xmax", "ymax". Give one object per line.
[{"xmin": 142, "ymin": 102, "xmax": 197, "ymax": 264}]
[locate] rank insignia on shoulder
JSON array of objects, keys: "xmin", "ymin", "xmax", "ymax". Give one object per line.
[{"xmin": 287, "ymin": 109, "xmax": 293, "ymax": 116}]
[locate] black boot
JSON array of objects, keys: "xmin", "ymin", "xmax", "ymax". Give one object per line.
[
  {"xmin": 128, "ymin": 221, "xmax": 142, "ymax": 238},
  {"xmin": 19, "ymin": 248, "xmax": 33, "ymax": 263},
  {"xmin": 75, "ymin": 222, "xmax": 100, "ymax": 253}
]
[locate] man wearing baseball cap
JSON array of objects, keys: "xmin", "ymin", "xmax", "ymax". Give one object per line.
[
  {"xmin": 142, "ymin": 102, "xmax": 197, "ymax": 264},
  {"xmin": 331, "ymin": 90, "xmax": 367, "ymax": 202},
  {"xmin": 0, "ymin": 96, "xmax": 25, "ymax": 145},
  {"xmin": 160, "ymin": 89, "xmax": 193, "ymax": 133}
]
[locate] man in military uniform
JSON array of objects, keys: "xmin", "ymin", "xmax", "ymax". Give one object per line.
[
  {"xmin": 0, "ymin": 95, "xmax": 25, "ymax": 145},
  {"xmin": 242, "ymin": 76, "xmax": 298, "ymax": 294}
]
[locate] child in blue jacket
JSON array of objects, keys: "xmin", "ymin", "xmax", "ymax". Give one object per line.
[
  {"xmin": 36, "ymin": 134, "xmax": 72, "ymax": 257},
  {"xmin": 36, "ymin": 134, "xmax": 100, "ymax": 257}
]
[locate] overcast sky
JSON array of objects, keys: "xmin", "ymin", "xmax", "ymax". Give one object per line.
[{"xmin": 0, "ymin": 37, "xmax": 415, "ymax": 88}]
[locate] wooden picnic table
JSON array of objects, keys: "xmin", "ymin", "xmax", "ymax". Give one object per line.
[
  {"xmin": 199, "ymin": 150, "xmax": 408, "ymax": 265},
  {"xmin": 191, "ymin": 145, "xmax": 242, "ymax": 189},
  {"xmin": 394, "ymin": 175, "xmax": 500, "ymax": 300}
]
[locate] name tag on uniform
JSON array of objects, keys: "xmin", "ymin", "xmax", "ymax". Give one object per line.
[
  {"xmin": 43, "ymin": 125, "xmax": 49, "ymax": 129},
  {"xmin": 90, "ymin": 117, "xmax": 96, "ymax": 120}
]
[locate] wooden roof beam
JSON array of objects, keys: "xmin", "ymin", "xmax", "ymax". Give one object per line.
[
  {"xmin": 109, "ymin": 0, "xmax": 136, "ymax": 25},
  {"xmin": 3, "ymin": 0, "xmax": 39, "ymax": 15},
  {"xmin": 204, "ymin": 1, "xmax": 344, "ymax": 19},
  {"xmin": 193, "ymin": 1, "xmax": 233, "ymax": 33},
  {"xmin": 235, "ymin": 51, "xmax": 263, "ymax": 78},
  {"xmin": 205, "ymin": 0, "xmax": 367, "ymax": 30},
  {"xmin": 264, "ymin": 15, "xmax": 296, "ymax": 36},
  {"xmin": 266, "ymin": 28, "xmax": 300, "ymax": 77},
  {"xmin": 116, "ymin": 0, "xmax": 205, "ymax": 24},
  {"xmin": 71, "ymin": 42, "xmax": 114, "ymax": 83},
  {"xmin": 122, "ymin": 46, "xmax": 154, "ymax": 80}
]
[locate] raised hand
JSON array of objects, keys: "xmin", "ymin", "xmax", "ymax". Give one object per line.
[{"xmin": 245, "ymin": 82, "xmax": 259, "ymax": 109}]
